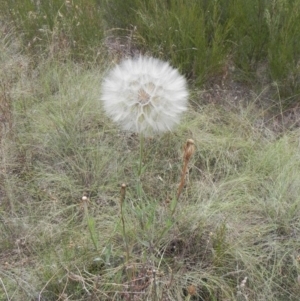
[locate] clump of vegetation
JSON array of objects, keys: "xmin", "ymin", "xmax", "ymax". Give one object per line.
[
  {"xmin": 103, "ymin": 0, "xmax": 300, "ymax": 102},
  {"xmin": 1, "ymin": 1, "xmax": 300, "ymax": 300},
  {"xmin": 2, "ymin": 0, "xmax": 104, "ymax": 60},
  {"xmin": 2, "ymin": 0, "xmax": 300, "ymax": 101}
]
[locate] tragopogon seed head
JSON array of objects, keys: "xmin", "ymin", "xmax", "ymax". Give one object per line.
[{"xmin": 100, "ymin": 56, "xmax": 189, "ymax": 136}]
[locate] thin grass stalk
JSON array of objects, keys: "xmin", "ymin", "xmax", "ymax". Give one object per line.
[
  {"xmin": 120, "ymin": 183, "xmax": 130, "ymax": 262},
  {"xmin": 152, "ymin": 269, "xmax": 157, "ymax": 301},
  {"xmin": 82, "ymin": 196, "xmax": 98, "ymax": 250},
  {"xmin": 137, "ymin": 133, "xmax": 144, "ymax": 198},
  {"xmin": 138, "ymin": 133, "xmax": 144, "ymax": 178}
]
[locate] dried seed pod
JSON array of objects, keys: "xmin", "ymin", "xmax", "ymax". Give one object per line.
[
  {"xmin": 184, "ymin": 139, "xmax": 195, "ymax": 162},
  {"xmin": 187, "ymin": 284, "xmax": 197, "ymax": 296},
  {"xmin": 120, "ymin": 183, "xmax": 126, "ymax": 205}
]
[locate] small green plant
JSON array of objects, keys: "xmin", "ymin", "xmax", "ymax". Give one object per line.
[{"xmin": 212, "ymin": 222, "xmax": 229, "ymax": 267}]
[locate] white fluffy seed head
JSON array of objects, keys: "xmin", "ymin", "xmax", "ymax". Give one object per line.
[{"xmin": 100, "ymin": 56, "xmax": 189, "ymax": 136}]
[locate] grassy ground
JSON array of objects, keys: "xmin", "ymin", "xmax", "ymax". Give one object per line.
[{"xmin": 1, "ymin": 8, "xmax": 300, "ymax": 301}]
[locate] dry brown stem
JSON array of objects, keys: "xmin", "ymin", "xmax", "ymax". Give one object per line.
[{"xmin": 177, "ymin": 139, "xmax": 195, "ymax": 200}]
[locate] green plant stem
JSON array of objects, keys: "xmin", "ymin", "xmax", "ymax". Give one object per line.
[
  {"xmin": 138, "ymin": 133, "xmax": 144, "ymax": 178},
  {"xmin": 83, "ymin": 200, "xmax": 98, "ymax": 250},
  {"xmin": 120, "ymin": 184, "xmax": 130, "ymax": 262},
  {"xmin": 120, "ymin": 205, "xmax": 130, "ymax": 262},
  {"xmin": 137, "ymin": 133, "xmax": 144, "ymax": 198}
]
